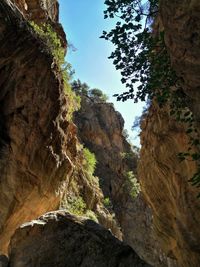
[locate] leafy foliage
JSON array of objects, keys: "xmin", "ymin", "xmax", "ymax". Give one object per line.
[
  {"xmin": 30, "ymin": 22, "xmax": 80, "ymax": 120},
  {"xmin": 103, "ymin": 197, "xmax": 112, "ymax": 208},
  {"xmin": 102, "ymin": 1, "xmax": 200, "ymax": 193},
  {"xmin": 60, "ymin": 195, "xmax": 86, "ymax": 216},
  {"xmin": 61, "ymin": 195, "xmax": 98, "ymax": 221},
  {"xmin": 126, "ymin": 171, "xmax": 141, "ymax": 199},
  {"xmin": 101, "ymin": 0, "xmax": 178, "ymax": 104},
  {"xmin": 83, "ymin": 148, "xmax": 97, "ymax": 175},
  {"xmin": 30, "ymin": 21, "xmax": 65, "ymax": 66},
  {"xmin": 90, "ymin": 88, "xmax": 108, "ymax": 102},
  {"xmin": 71, "ymin": 79, "xmax": 108, "ymax": 102}
]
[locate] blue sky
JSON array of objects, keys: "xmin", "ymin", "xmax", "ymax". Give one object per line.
[{"xmin": 59, "ymin": 0, "xmax": 145, "ymax": 146}]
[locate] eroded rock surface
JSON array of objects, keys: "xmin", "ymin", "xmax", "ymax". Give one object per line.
[
  {"xmin": 74, "ymin": 96, "xmax": 174, "ymax": 266},
  {"xmin": 9, "ymin": 211, "xmax": 151, "ymax": 267},
  {"xmin": 160, "ymin": 0, "xmax": 200, "ymax": 126},
  {"xmin": 139, "ymin": 103, "xmax": 200, "ymax": 267},
  {"xmin": 0, "ymin": 0, "xmax": 122, "ymax": 254},
  {"xmin": 0, "ymin": 0, "xmax": 77, "ymax": 254}
]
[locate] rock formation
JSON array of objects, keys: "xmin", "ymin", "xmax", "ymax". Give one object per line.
[
  {"xmin": 0, "ymin": 0, "xmax": 121, "ymax": 254},
  {"xmin": 160, "ymin": 0, "xmax": 200, "ymax": 126},
  {"xmin": 139, "ymin": 103, "xmax": 200, "ymax": 267},
  {"xmin": 138, "ymin": 1, "xmax": 200, "ymax": 266},
  {"xmin": 74, "ymin": 95, "xmax": 176, "ymax": 266},
  {"xmin": 0, "ymin": 0, "xmax": 77, "ymax": 254},
  {"xmin": 8, "ymin": 211, "xmax": 151, "ymax": 267}
]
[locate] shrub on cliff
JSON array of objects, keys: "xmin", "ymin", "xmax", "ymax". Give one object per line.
[
  {"xmin": 89, "ymin": 88, "xmax": 108, "ymax": 102},
  {"xmin": 126, "ymin": 171, "xmax": 141, "ymax": 199},
  {"xmin": 83, "ymin": 148, "xmax": 97, "ymax": 175},
  {"xmin": 71, "ymin": 79, "xmax": 108, "ymax": 102},
  {"xmin": 30, "ymin": 21, "xmax": 80, "ymax": 120}
]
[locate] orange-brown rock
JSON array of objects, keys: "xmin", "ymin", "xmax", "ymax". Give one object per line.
[
  {"xmin": 11, "ymin": 0, "xmax": 59, "ymax": 22},
  {"xmin": 0, "ymin": 0, "xmax": 122, "ymax": 254},
  {"xmin": 160, "ymin": 0, "xmax": 200, "ymax": 124},
  {"xmin": 74, "ymin": 95, "xmax": 176, "ymax": 266},
  {"xmin": 10, "ymin": 0, "xmax": 66, "ymax": 48},
  {"xmin": 139, "ymin": 102, "xmax": 200, "ymax": 267},
  {"xmin": 8, "ymin": 211, "xmax": 151, "ymax": 267},
  {"xmin": 0, "ymin": 0, "xmax": 76, "ymax": 254}
]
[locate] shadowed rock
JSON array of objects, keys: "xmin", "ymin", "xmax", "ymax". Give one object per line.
[{"xmin": 9, "ymin": 211, "xmax": 151, "ymax": 267}]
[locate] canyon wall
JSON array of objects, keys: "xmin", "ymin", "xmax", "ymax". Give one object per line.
[
  {"xmin": 0, "ymin": 2, "xmax": 147, "ymax": 266},
  {"xmin": 74, "ymin": 95, "xmax": 177, "ymax": 267},
  {"xmin": 0, "ymin": 0, "xmax": 121, "ymax": 255},
  {"xmin": 139, "ymin": 102, "xmax": 200, "ymax": 267},
  {"xmin": 138, "ymin": 1, "xmax": 200, "ymax": 266}
]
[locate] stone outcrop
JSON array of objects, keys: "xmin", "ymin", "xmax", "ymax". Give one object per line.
[
  {"xmin": 137, "ymin": 1, "xmax": 200, "ymax": 266},
  {"xmin": 8, "ymin": 211, "xmax": 151, "ymax": 267},
  {"xmin": 0, "ymin": 0, "xmax": 77, "ymax": 254},
  {"xmin": 139, "ymin": 102, "xmax": 200, "ymax": 267},
  {"xmin": 11, "ymin": 0, "xmax": 66, "ymax": 48},
  {"xmin": 160, "ymin": 0, "xmax": 200, "ymax": 126},
  {"xmin": 74, "ymin": 95, "xmax": 175, "ymax": 266},
  {"xmin": 11, "ymin": 0, "xmax": 59, "ymax": 22},
  {"xmin": 0, "ymin": 0, "xmax": 121, "ymax": 255}
]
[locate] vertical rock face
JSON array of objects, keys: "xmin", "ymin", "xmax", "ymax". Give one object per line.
[
  {"xmin": 138, "ymin": 1, "xmax": 200, "ymax": 266},
  {"xmin": 0, "ymin": 0, "xmax": 77, "ymax": 254},
  {"xmin": 8, "ymin": 211, "xmax": 151, "ymax": 267},
  {"xmin": 0, "ymin": 0, "xmax": 126, "ymax": 256},
  {"xmin": 160, "ymin": 0, "xmax": 200, "ymax": 128},
  {"xmin": 139, "ymin": 103, "xmax": 200, "ymax": 267},
  {"xmin": 74, "ymin": 96, "xmax": 174, "ymax": 267},
  {"xmin": 11, "ymin": 0, "xmax": 59, "ymax": 22}
]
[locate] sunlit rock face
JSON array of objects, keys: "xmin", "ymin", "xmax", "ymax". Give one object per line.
[
  {"xmin": 10, "ymin": 0, "xmax": 66, "ymax": 48},
  {"xmin": 160, "ymin": 0, "xmax": 200, "ymax": 127},
  {"xmin": 11, "ymin": 0, "xmax": 59, "ymax": 22},
  {"xmin": 0, "ymin": 0, "xmax": 77, "ymax": 254},
  {"xmin": 139, "ymin": 102, "xmax": 200, "ymax": 267},
  {"xmin": 8, "ymin": 211, "xmax": 151, "ymax": 267},
  {"xmin": 74, "ymin": 95, "xmax": 176, "ymax": 267},
  {"xmin": 138, "ymin": 1, "xmax": 200, "ymax": 266}
]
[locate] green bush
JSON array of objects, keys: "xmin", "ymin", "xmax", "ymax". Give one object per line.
[
  {"xmin": 126, "ymin": 171, "xmax": 141, "ymax": 199},
  {"xmin": 103, "ymin": 197, "xmax": 112, "ymax": 208},
  {"xmin": 62, "ymin": 196, "xmax": 86, "ymax": 216},
  {"xmin": 30, "ymin": 22, "xmax": 65, "ymax": 66},
  {"xmin": 90, "ymin": 88, "xmax": 108, "ymax": 102},
  {"xmin": 85, "ymin": 210, "xmax": 98, "ymax": 222},
  {"xmin": 83, "ymin": 148, "xmax": 97, "ymax": 175},
  {"xmin": 30, "ymin": 21, "xmax": 80, "ymax": 120}
]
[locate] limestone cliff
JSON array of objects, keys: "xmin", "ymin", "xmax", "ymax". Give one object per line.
[
  {"xmin": 74, "ymin": 95, "xmax": 176, "ymax": 267},
  {"xmin": 139, "ymin": 102, "xmax": 200, "ymax": 267},
  {"xmin": 160, "ymin": 0, "xmax": 200, "ymax": 126},
  {"xmin": 138, "ymin": 1, "xmax": 200, "ymax": 266},
  {"xmin": 0, "ymin": 0, "xmax": 118, "ymax": 255}
]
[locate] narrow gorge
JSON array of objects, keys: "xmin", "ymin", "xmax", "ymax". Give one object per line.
[{"xmin": 0, "ymin": 1, "xmax": 200, "ymax": 267}]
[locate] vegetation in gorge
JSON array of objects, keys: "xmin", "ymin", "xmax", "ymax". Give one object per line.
[
  {"xmin": 102, "ymin": 0, "xmax": 200, "ymax": 193},
  {"xmin": 71, "ymin": 79, "xmax": 108, "ymax": 102},
  {"xmin": 60, "ymin": 195, "xmax": 98, "ymax": 222},
  {"xmin": 125, "ymin": 171, "xmax": 141, "ymax": 199},
  {"xmin": 82, "ymin": 147, "xmax": 97, "ymax": 175},
  {"xmin": 103, "ymin": 197, "xmax": 112, "ymax": 209},
  {"xmin": 30, "ymin": 21, "xmax": 80, "ymax": 120}
]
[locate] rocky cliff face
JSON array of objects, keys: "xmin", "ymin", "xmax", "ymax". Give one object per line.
[
  {"xmin": 8, "ymin": 211, "xmax": 151, "ymax": 267},
  {"xmin": 138, "ymin": 1, "xmax": 200, "ymax": 266},
  {"xmin": 0, "ymin": 0, "xmax": 121, "ymax": 255},
  {"xmin": 74, "ymin": 95, "xmax": 175, "ymax": 267},
  {"xmin": 0, "ymin": 2, "xmax": 148, "ymax": 266},
  {"xmin": 0, "ymin": 0, "xmax": 77, "ymax": 254},
  {"xmin": 160, "ymin": 0, "xmax": 200, "ymax": 126},
  {"xmin": 139, "ymin": 102, "xmax": 200, "ymax": 267}
]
